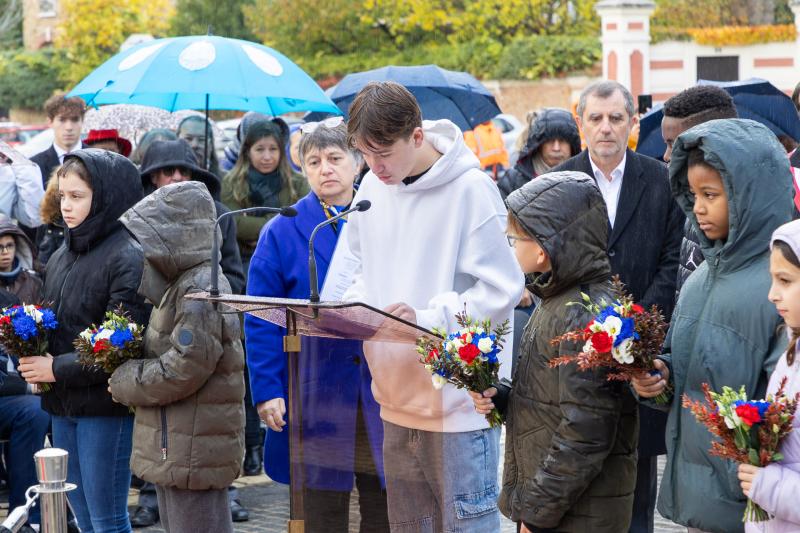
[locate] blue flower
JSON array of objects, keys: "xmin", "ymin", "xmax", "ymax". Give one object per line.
[
  {"xmin": 753, "ymin": 401, "xmax": 771, "ymax": 418},
  {"xmin": 40, "ymin": 309, "xmax": 58, "ymax": 330},
  {"xmin": 11, "ymin": 315, "xmax": 38, "ymax": 341},
  {"xmin": 109, "ymin": 328, "xmax": 134, "ymax": 348},
  {"xmin": 613, "ymin": 317, "xmax": 639, "ymax": 347},
  {"xmin": 596, "ymin": 305, "xmax": 621, "ymax": 324}
]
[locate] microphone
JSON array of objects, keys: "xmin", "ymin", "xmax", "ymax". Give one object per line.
[
  {"xmin": 210, "ymin": 206, "xmax": 298, "ymax": 297},
  {"xmin": 308, "ymin": 200, "xmax": 371, "ymax": 303}
]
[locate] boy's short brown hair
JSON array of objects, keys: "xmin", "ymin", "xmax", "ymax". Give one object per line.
[
  {"xmin": 44, "ymin": 92, "xmax": 86, "ymax": 121},
  {"xmin": 347, "ymin": 81, "xmax": 421, "ymax": 149}
]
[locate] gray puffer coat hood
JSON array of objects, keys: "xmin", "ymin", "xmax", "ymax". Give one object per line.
[{"xmin": 111, "ymin": 181, "xmax": 245, "ymax": 490}]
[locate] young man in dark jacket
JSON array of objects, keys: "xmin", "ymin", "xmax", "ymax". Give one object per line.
[
  {"xmin": 110, "ymin": 181, "xmax": 245, "ymax": 533},
  {"xmin": 474, "ymin": 171, "xmax": 638, "ymax": 532}
]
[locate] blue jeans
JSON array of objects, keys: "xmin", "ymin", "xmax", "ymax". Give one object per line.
[
  {"xmin": 382, "ymin": 421, "xmax": 500, "ymax": 532},
  {"xmin": 0, "ymin": 395, "xmax": 50, "ymax": 523},
  {"xmin": 52, "ymin": 415, "xmax": 133, "ymax": 533}
]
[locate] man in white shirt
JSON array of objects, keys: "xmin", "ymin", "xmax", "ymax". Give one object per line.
[
  {"xmin": 31, "ymin": 93, "xmax": 85, "ymax": 189},
  {"xmin": 552, "ymin": 80, "xmax": 684, "ymax": 533}
]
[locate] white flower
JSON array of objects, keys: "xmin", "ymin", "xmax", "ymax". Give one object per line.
[
  {"xmin": 95, "ymin": 328, "xmax": 114, "ymax": 341},
  {"xmin": 474, "ymin": 327, "xmax": 485, "ymax": 335},
  {"xmin": 601, "ymin": 315, "xmax": 622, "ymax": 336},
  {"xmin": 79, "ymin": 329, "xmax": 94, "ymax": 342},
  {"xmin": 128, "ymin": 323, "xmax": 138, "ymax": 333},
  {"xmin": 477, "ymin": 337, "xmax": 494, "ymax": 354},
  {"xmin": 463, "ymin": 332, "xmax": 473, "ymax": 344},
  {"xmin": 588, "ymin": 321, "xmax": 603, "ymax": 333},
  {"xmin": 24, "ymin": 305, "xmax": 43, "ymax": 323},
  {"xmin": 612, "ymin": 338, "xmax": 634, "ymax": 364},
  {"xmin": 431, "ymin": 374, "xmax": 447, "ymax": 390},
  {"xmin": 451, "ymin": 338, "xmax": 463, "ymax": 350},
  {"xmin": 723, "ymin": 411, "xmax": 741, "ymax": 429}
]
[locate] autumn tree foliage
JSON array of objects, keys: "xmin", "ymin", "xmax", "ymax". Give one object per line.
[{"xmin": 55, "ymin": 0, "xmax": 174, "ymax": 86}]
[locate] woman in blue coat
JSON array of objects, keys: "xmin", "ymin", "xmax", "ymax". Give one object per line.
[{"xmin": 244, "ymin": 119, "xmax": 388, "ymax": 532}]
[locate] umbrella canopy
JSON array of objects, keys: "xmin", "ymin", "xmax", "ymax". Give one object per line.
[
  {"xmin": 636, "ymin": 78, "xmax": 800, "ymax": 160},
  {"xmin": 67, "ymin": 35, "xmax": 340, "ymax": 116},
  {"xmin": 82, "ymin": 104, "xmax": 221, "ymax": 144},
  {"xmin": 306, "ymin": 65, "xmax": 502, "ymax": 132}
]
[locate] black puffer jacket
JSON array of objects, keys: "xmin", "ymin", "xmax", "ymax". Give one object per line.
[
  {"xmin": 499, "ymin": 171, "xmax": 638, "ymax": 532},
  {"xmin": 42, "ymin": 149, "xmax": 149, "ymax": 418},
  {"xmin": 675, "ymin": 220, "xmax": 704, "ymax": 298},
  {"xmin": 497, "ymin": 109, "xmax": 581, "ymax": 199}
]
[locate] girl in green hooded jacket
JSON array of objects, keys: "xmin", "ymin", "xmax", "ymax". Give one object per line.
[{"xmin": 632, "ymin": 118, "xmax": 792, "ymax": 533}]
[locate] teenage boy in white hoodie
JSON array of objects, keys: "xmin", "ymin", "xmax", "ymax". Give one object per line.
[{"xmin": 341, "ymin": 81, "xmax": 524, "ymax": 531}]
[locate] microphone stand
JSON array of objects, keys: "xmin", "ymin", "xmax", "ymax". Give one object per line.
[
  {"xmin": 210, "ymin": 206, "xmax": 298, "ymax": 298},
  {"xmin": 308, "ymin": 200, "xmax": 371, "ymax": 304}
]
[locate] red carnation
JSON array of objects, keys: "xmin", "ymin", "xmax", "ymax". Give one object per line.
[
  {"xmin": 631, "ymin": 304, "xmax": 645, "ymax": 314},
  {"xmin": 458, "ymin": 343, "xmax": 480, "ymax": 365},
  {"xmin": 735, "ymin": 404, "xmax": 762, "ymax": 427},
  {"xmin": 590, "ymin": 331, "xmax": 613, "ymax": 353},
  {"xmin": 583, "ymin": 321, "xmax": 595, "ymax": 333},
  {"xmin": 426, "ymin": 348, "xmax": 439, "ymax": 363},
  {"xmin": 93, "ymin": 339, "xmax": 109, "ymax": 354},
  {"xmin": 0, "ymin": 316, "xmax": 9, "ymax": 325}
]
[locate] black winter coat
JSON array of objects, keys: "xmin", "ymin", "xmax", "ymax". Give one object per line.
[
  {"xmin": 42, "ymin": 149, "xmax": 149, "ymax": 418},
  {"xmin": 499, "ymin": 172, "xmax": 638, "ymax": 532},
  {"xmin": 552, "ymin": 149, "xmax": 684, "ymax": 457},
  {"xmin": 497, "ymin": 108, "xmax": 581, "ymax": 199}
]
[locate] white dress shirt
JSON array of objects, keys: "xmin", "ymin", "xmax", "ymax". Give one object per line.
[
  {"xmin": 54, "ymin": 141, "xmax": 82, "ymax": 165},
  {"xmin": 589, "ymin": 153, "xmax": 626, "ymax": 228}
]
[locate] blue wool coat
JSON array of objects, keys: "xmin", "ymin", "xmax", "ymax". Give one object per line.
[{"xmin": 244, "ymin": 191, "xmax": 384, "ymax": 490}]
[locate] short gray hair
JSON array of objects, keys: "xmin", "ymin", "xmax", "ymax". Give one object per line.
[
  {"xmin": 299, "ymin": 123, "xmax": 363, "ymax": 172},
  {"xmin": 576, "ymin": 81, "xmax": 634, "ymax": 119}
]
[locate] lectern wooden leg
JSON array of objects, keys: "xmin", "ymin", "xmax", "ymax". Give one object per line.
[{"xmin": 284, "ymin": 310, "xmax": 304, "ymax": 533}]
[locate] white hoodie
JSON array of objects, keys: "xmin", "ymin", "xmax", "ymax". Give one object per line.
[{"xmin": 342, "ymin": 120, "xmax": 525, "ymax": 432}]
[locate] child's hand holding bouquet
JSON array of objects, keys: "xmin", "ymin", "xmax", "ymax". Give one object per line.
[
  {"xmin": 416, "ymin": 308, "xmax": 510, "ymax": 428},
  {"xmin": 0, "ymin": 304, "xmax": 59, "ymax": 392},
  {"xmin": 683, "ymin": 379, "xmax": 798, "ymax": 522}
]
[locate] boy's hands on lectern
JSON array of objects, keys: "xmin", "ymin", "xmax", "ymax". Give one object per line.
[{"xmin": 384, "ymin": 303, "xmax": 416, "ymax": 324}]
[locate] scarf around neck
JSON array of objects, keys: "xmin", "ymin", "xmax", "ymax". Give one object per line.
[{"xmin": 246, "ymin": 167, "xmax": 283, "ymax": 208}]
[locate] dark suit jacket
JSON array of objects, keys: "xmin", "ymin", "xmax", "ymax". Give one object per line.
[
  {"xmin": 553, "ymin": 148, "xmax": 685, "ymax": 456},
  {"xmin": 31, "ymin": 143, "xmax": 90, "ymax": 188},
  {"xmin": 30, "ymin": 145, "xmax": 60, "ymax": 188}
]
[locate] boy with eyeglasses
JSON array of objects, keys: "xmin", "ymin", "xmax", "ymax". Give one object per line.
[{"xmin": 0, "ymin": 215, "xmax": 42, "ymax": 303}]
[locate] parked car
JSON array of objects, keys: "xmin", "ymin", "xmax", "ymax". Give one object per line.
[{"xmin": 0, "ymin": 123, "xmax": 49, "ymax": 148}]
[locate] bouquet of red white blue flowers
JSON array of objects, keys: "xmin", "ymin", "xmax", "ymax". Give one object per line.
[
  {"xmin": 548, "ymin": 278, "xmax": 670, "ymax": 403},
  {"xmin": 74, "ymin": 308, "xmax": 143, "ymax": 374},
  {"xmin": 416, "ymin": 308, "xmax": 510, "ymax": 428},
  {"xmin": 683, "ymin": 379, "xmax": 798, "ymax": 522},
  {"xmin": 0, "ymin": 304, "xmax": 58, "ymax": 392}
]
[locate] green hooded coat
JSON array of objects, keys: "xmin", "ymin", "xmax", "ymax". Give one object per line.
[{"xmin": 656, "ymin": 119, "xmax": 791, "ymax": 532}]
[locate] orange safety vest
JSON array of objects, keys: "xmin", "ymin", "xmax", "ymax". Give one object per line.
[{"xmin": 464, "ymin": 121, "xmax": 509, "ymax": 176}]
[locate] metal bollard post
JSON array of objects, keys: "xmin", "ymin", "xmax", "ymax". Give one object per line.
[{"xmin": 33, "ymin": 448, "xmax": 77, "ymax": 533}]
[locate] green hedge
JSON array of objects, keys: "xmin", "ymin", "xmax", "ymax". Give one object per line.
[
  {"xmin": 297, "ymin": 35, "xmax": 601, "ymax": 81},
  {"xmin": 0, "ymin": 48, "xmax": 67, "ymax": 110}
]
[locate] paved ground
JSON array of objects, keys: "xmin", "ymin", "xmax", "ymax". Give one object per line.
[{"xmin": 1, "ymin": 439, "xmax": 685, "ymax": 532}]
